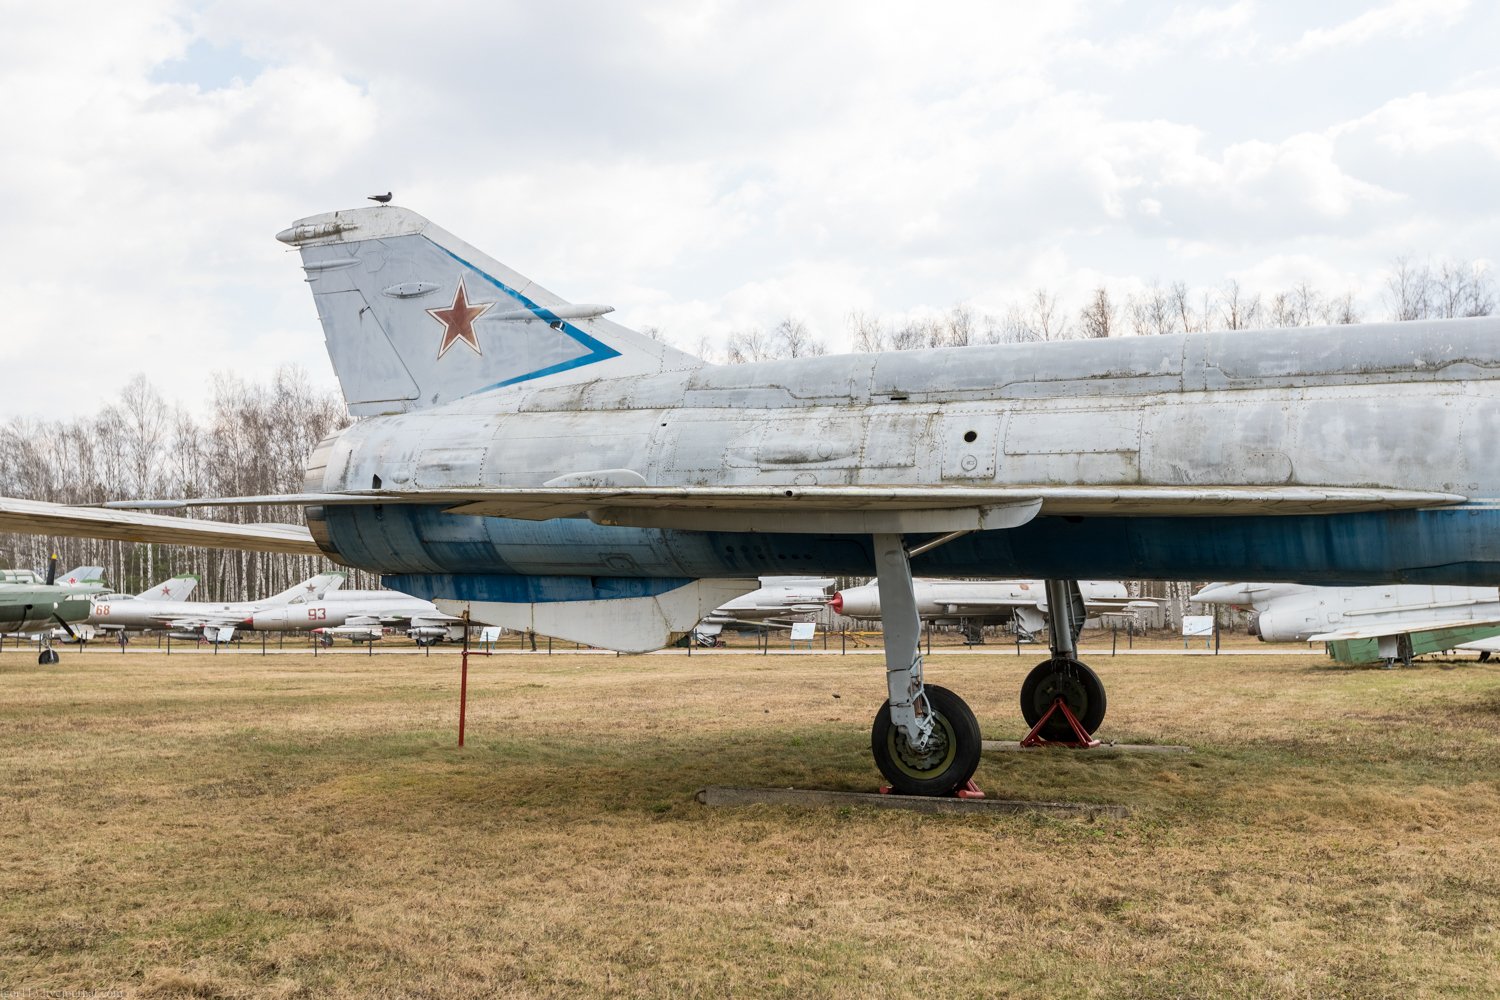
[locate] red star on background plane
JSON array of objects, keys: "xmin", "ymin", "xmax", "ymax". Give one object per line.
[{"xmin": 428, "ymin": 277, "xmax": 494, "ymax": 359}]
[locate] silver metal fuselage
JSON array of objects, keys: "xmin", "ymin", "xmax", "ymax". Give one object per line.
[{"xmin": 301, "ymin": 319, "xmax": 1500, "ymax": 600}]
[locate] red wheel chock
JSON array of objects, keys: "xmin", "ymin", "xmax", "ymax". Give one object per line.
[
  {"xmin": 878, "ymin": 778, "xmax": 985, "ymax": 799},
  {"xmin": 1020, "ymin": 696, "xmax": 1102, "ymax": 749},
  {"xmin": 953, "ymin": 778, "xmax": 985, "ymax": 799}
]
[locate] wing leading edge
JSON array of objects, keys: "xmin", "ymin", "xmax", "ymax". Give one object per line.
[{"xmin": 0, "ymin": 496, "xmax": 321, "ymax": 556}]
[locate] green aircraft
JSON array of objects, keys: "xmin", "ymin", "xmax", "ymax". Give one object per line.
[{"xmin": 0, "ymin": 556, "xmax": 100, "ymax": 663}]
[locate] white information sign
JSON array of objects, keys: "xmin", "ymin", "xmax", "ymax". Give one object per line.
[{"xmin": 1181, "ymin": 615, "xmax": 1214, "ymax": 637}]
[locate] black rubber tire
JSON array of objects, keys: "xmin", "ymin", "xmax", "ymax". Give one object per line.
[
  {"xmin": 1020, "ymin": 658, "xmax": 1106, "ymax": 740},
  {"xmin": 870, "ymin": 684, "xmax": 982, "ymax": 796},
  {"xmin": 38, "ymin": 648, "xmax": 60, "ymax": 665}
]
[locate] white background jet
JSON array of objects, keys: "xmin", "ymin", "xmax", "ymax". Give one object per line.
[
  {"xmin": 89, "ymin": 573, "xmax": 345, "ymax": 643},
  {"xmin": 1190, "ymin": 582, "xmax": 1500, "ymax": 666},
  {"xmin": 251, "ymin": 589, "xmax": 460, "ymax": 645},
  {"xmin": 831, "ymin": 579, "xmax": 1151, "ymax": 640},
  {"xmin": 699, "ymin": 576, "xmax": 836, "ymax": 626}
]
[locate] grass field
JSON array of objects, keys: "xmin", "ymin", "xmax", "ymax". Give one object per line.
[{"xmin": 2, "ymin": 646, "xmax": 1498, "ymax": 998}]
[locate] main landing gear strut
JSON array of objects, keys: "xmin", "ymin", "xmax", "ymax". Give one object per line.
[
  {"xmin": 868, "ymin": 560, "xmax": 1110, "ymax": 795},
  {"xmin": 1020, "ymin": 580, "xmax": 1106, "ymax": 744},
  {"xmin": 868, "ymin": 534, "xmax": 983, "ymax": 796}
]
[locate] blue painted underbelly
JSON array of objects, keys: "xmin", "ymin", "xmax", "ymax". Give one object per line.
[{"xmin": 325, "ymin": 504, "xmax": 1500, "ymax": 597}]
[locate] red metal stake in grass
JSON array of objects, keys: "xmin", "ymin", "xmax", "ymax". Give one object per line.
[{"xmin": 459, "ymin": 649, "xmax": 469, "ymax": 749}]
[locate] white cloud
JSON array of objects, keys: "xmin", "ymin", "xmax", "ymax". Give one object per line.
[
  {"xmin": 1278, "ymin": 0, "xmax": 1471, "ymax": 59},
  {"xmin": 1, "ymin": 1, "xmax": 1498, "ymax": 416}
]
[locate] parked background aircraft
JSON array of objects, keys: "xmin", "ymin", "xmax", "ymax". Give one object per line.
[
  {"xmin": 831, "ymin": 579, "xmax": 1152, "ymax": 643},
  {"xmin": 88, "ymin": 573, "xmax": 344, "ymax": 643},
  {"xmin": 690, "ymin": 575, "xmax": 835, "ymax": 643},
  {"xmin": 86, "ymin": 576, "xmax": 200, "ymax": 633},
  {"xmin": 8, "ymin": 204, "xmax": 1500, "ymax": 796},
  {"xmin": 698, "ymin": 576, "xmax": 834, "ymax": 625},
  {"xmin": 0, "ymin": 557, "xmax": 105, "ymax": 662},
  {"xmin": 1191, "ymin": 582, "xmax": 1500, "ymax": 666},
  {"xmin": 1, "ymin": 565, "xmax": 105, "ymax": 588},
  {"xmin": 251, "ymin": 588, "xmax": 461, "ymax": 645}
]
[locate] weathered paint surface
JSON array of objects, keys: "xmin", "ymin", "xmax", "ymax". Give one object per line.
[{"xmin": 281, "ymin": 206, "xmax": 1500, "ymax": 616}]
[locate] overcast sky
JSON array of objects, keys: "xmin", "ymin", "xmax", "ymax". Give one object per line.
[{"xmin": 3, "ymin": 0, "xmax": 1496, "ymax": 420}]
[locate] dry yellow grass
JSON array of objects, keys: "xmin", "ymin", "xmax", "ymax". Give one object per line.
[{"xmin": 2, "ymin": 646, "xmax": 1498, "ymax": 998}]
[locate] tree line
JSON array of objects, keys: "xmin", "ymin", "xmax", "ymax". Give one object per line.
[
  {"xmin": 678, "ymin": 255, "xmax": 1495, "ymax": 362},
  {"xmin": 0, "ymin": 368, "xmax": 378, "ymax": 602}
]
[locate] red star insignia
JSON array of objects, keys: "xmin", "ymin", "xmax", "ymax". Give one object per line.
[
  {"xmin": 428, "ymin": 277, "xmax": 493, "ymax": 359},
  {"xmin": 160, "ymin": 586, "xmax": 170, "ymax": 595}
]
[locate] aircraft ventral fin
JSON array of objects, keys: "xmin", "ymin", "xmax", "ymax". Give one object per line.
[{"xmin": 100, "ymin": 485, "xmax": 1467, "ymax": 535}]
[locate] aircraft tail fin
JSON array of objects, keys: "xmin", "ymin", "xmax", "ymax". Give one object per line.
[
  {"xmin": 56, "ymin": 565, "xmax": 106, "ymax": 587},
  {"xmin": 276, "ymin": 206, "xmax": 706, "ymax": 415},
  {"xmin": 137, "ymin": 575, "xmax": 198, "ymax": 601},
  {"xmin": 266, "ymin": 572, "xmax": 345, "ymax": 605}
]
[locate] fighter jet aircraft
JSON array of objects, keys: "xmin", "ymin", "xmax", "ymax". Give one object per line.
[
  {"xmin": 1191, "ymin": 582, "xmax": 1500, "ymax": 667},
  {"xmin": 84, "ymin": 575, "xmax": 199, "ymax": 634},
  {"xmin": 88, "ymin": 573, "xmax": 344, "ymax": 642},
  {"xmin": 831, "ymin": 579, "xmax": 1151, "ymax": 643},
  {"xmin": 689, "ymin": 576, "xmax": 835, "ymax": 643},
  {"xmin": 249, "ymin": 588, "xmax": 460, "ymax": 645},
  {"xmin": 6, "ymin": 203, "xmax": 1500, "ymax": 796},
  {"xmin": 700, "ymin": 576, "xmax": 835, "ymax": 625}
]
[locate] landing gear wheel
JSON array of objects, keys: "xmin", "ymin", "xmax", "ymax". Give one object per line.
[
  {"xmin": 870, "ymin": 684, "xmax": 982, "ymax": 796},
  {"xmin": 1020, "ymin": 658, "xmax": 1106, "ymax": 741},
  {"xmin": 38, "ymin": 648, "xmax": 60, "ymax": 665}
]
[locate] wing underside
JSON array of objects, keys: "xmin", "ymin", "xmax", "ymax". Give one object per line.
[
  {"xmin": 1, "ymin": 483, "xmax": 1469, "ymax": 555},
  {"xmin": 96, "ymin": 484, "xmax": 1466, "ymax": 536}
]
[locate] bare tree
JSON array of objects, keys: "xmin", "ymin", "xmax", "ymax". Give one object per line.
[
  {"xmin": 888, "ymin": 321, "xmax": 927, "ymax": 351},
  {"xmin": 1385, "ymin": 256, "xmax": 1431, "ymax": 321},
  {"xmin": 846, "ymin": 310, "xmax": 887, "ymax": 353},
  {"xmin": 1323, "ymin": 291, "xmax": 1360, "ymax": 325},
  {"xmin": 1027, "ymin": 288, "xmax": 1071, "ymax": 341},
  {"xmin": 1217, "ymin": 280, "xmax": 1262, "ymax": 330},
  {"xmin": 775, "ymin": 317, "xmax": 825, "ymax": 358},
  {"xmin": 1128, "ymin": 281, "xmax": 1176, "ymax": 336},
  {"xmin": 1077, "ymin": 287, "xmax": 1115, "ymax": 339},
  {"xmin": 1170, "ymin": 281, "xmax": 1201, "ymax": 333},
  {"xmin": 1433, "ymin": 260, "xmax": 1496, "ymax": 318},
  {"xmin": 1267, "ymin": 290, "xmax": 1298, "ymax": 327},
  {"xmin": 691, "ymin": 335, "xmax": 719, "ymax": 362},
  {"xmin": 1290, "ymin": 281, "xmax": 1322, "ymax": 326},
  {"xmin": 725, "ymin": 327, "xmax": 775, "ymax": 364},
  {"xmin": 945, "ymin": 305, "xmax": 976, "ymax": 347}
]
